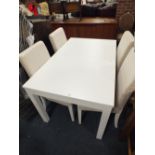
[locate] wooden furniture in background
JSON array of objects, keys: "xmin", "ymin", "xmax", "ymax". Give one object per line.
[
  {"xmin": 32, "ymin": 17, "xmax": 117, "ymax": 55},
  {"xmin": 33, "ymin": 22, "xmax": 54, "ymax": 55},
  {"xmin": 48, "ymin": 1, "xmax": 82, "ymax": 21},
  {"xmin": 120, "ymin": 109, "xmax": 135, "ymax": 155},
  {"xmin": 120, "ymin": 93, "xmax": 135, "ymax": 155},
  {"xmin": 50, "ymin": 17, "xmax": 117, "ymax": 39},
  {"xmin": 48, "ymin": 2, "xmax": 63, "ymax": 14},
  {"xmin": 63, "ymin": 1, "xmax": 82, "ymax": 20},
  {"xmin": 117, "ymin": 12, "xmax": 134, "ymax": 42}
]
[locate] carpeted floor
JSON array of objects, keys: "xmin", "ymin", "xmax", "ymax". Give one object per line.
[{"xmin": 19, "ymin": 101, "xmax": 128, "ymax": 155}]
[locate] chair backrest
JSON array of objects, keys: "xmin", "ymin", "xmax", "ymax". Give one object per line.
[
  {"xmin": 114, "ymin": 47, "xmax": 135, "ymax": 113},
  {"xmin": 119, "ymin": 12, "xmax": 134, "ymax": 31},
  {"xmin": 19, "ymin": 41, "xmax": 50, "ymax": 77},
  {"xmin": 117, "ymin": 31, "xmax": 134, "ymax": 71},
  {"xmin": 49, "ymin": 27, "xmax": 67, "ymax": 53}
]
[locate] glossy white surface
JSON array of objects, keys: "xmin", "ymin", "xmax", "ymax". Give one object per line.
[{"xmin": 24, "ymin": 38, "xmax": 116, "ymax": 109}]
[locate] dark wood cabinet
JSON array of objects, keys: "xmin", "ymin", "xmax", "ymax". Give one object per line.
[
  {"xmin": 50, "ymin": 17, "xmax": 117, "ymax": 39},
  {"xmin": 32, "ymin": 17, "xmax": 117, "ymax": 55}
]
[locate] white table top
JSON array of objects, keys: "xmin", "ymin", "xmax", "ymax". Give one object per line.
[{"xmin": 24, "ymin": 38, "xmax": 116, "ymax": 109}]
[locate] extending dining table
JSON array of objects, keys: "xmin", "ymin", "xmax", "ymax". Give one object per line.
[{"xmin": 23, "ymin": 37, "xmax": 116, "ymax": 139}]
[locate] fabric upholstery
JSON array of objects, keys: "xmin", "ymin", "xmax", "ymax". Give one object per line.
[
  {"xmin": 19, "ymin": 41, "xmax": 50, "ymax": 77},
  {"xmin": 49, "ymin": 27, "xmax": 67, "ymax": 53},
  {"xmin": 113, "ymin": 47, "xmax": 135, "ymax": 113},
  {"xmin": 117, "ymin": 31, "xmax": 134, "ymax": 71},
  {"xmin": 19, "ymin": 40, "xmax": 74, "ymax": 122}
]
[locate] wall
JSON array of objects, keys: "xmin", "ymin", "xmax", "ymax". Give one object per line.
[{"xmin": 116, "ymin": 0, "xmax": 135, "ymax": 19}]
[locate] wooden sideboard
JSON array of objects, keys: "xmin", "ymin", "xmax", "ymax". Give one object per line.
[
  {"xmin": 32, "ymin": 17, "xmax": 117, "ymax": 55},
  {"xmin": 50, "ymin": 17, "xmax": 117, "ymax": 39}
]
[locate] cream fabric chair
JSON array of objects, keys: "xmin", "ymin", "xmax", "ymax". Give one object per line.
[
  {"xmin": 113, "ymin": 47, "xmax": 135, "ymax": 127},
  {"xmin": 49, "ymin": 27, "xmax": 67, "ymax": 53},
  {"xmin": 19, "ymin": 41, "xmax": 50, "ymax": 77},
  {"xmin": 19, "ymin": 41, "xmax": 75, "ymax": 121},
  {"xmin": 77, "ymin": 47, "xmax": 135, "ymax": 128},
  {"xmin": 117, "ymin": 31, "xmax": 134, "ymax": 71}
]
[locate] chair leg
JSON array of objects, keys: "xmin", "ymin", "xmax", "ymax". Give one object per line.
[
  {"xmin": 114, "ymin": 109, "xmax": 123, "ymax": 128},
  {"xmin": 68, "ymin": 105, "xmax": 75, "ymax": 122},
  {"xmin": 26, "ymin": 91, "xmax": 50, "ymax": 122},
  {"xmin": 77, "ymin": 106, "xmax": 82, "ymax": 124},
  {"xmin": 114, "ymin": 113, "xmax": 120, "ymax": 128},
  {"xmin": 40, "ymin": 97, "xmax": 46, "ymax": 110}
]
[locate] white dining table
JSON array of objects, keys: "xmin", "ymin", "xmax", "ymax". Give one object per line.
[{"xmin": 23, "ymin": 37, "xmax": 116, "ymax": 139}]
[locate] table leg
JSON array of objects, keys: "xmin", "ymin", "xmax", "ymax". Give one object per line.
[
  {"xmin": 26, "ymin": 90, "xmax": 50, "ymax": 123},
  {"xmin": 96, "ymin": 107, "xmax": 112, "ymax": 139},
  {"xmin": 77, "ymin": 106, "xmax": 82, "ymax": 124},
  {"xmin": 40, "ymin": 96, "xmax": 47, "ymax": 110},
  {"xmin": 68, "ymin": 105, "xmax": 75, "ymax": 122}
]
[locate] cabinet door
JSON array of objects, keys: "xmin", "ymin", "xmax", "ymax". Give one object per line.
[
  {"xmin": 51, "ymin": 19, "xmax": 117, "ymax": 39},
  {"xmin": 51, "ymin": 23, "xmax": 78, "ymax": 39}
]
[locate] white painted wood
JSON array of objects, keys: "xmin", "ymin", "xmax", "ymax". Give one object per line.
[
  {"xmin": 114, "ymin": 110, "xmax": 122, "ymax": 128},
  {"xmin": 24, "ymin": 38, "xmax": 116, "ymax": 108},
  {"xmin": 68, "ymin": 104, "xmax": 75, "ymax": 122},
  {"xmin": 26, "ymin": 90, "xmax": 50, "ymax": 123},
  {"xmin": 40, "ymin": 97, "xmax": 47, "ymax": 110},
  {"xmin": 77, "ymin": 106, "xmax": 82, "ymax": 124},
  {"xmin": 96, "ymin": 107, "xmax": 112, "ymax": 139},
  {"xmin": 23, "ymin": 38, "xmax": 116, "ymax": 139},
  {"xmin": 46, "ymin": 97, "xmax": 74, "ymax": 122}
]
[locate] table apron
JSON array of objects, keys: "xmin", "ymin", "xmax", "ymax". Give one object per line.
[{"xmin": 25, "ymin": 88, "xmax": 114, "ymax": 111}]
